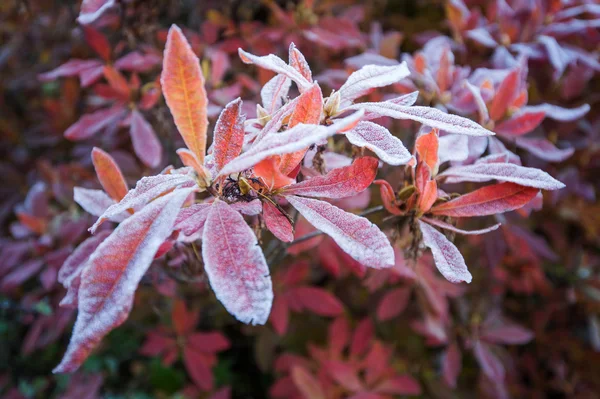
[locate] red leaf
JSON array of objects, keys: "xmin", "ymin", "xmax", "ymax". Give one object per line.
[
  {"xmin": 374, "ymin": 179, "xmax": 402, "ymax": 215},
  {"xmin": 83, "ymin": 26, "xmax": 111, "ymax": 62},
  {"xmin": 187, "ymin": 332, "xmax": 230, "ymax": 353},
  {"xmin": 286, "ymin": 195, "xmax": 394, "ymax": 269},
  {"xmin": 415, "ymin": 128, "xmax": 439, "ymax": 173},
  {"xmin": 172, "ymin": 300, "xmax": 198, "ymax": 336},
  {"xmin": 431, "ymin": 182, "xmax": 539, "ymax": 217},
  {"xmin": 489, "ymin": 68, "xmax": 520, "ymax": 121},
  {"xmin": 291, "ymin": 366, "xmax": 325, "ymax": 399},
  {"xmin": 174, "ymin": 203, "xmax": 212, "ymax": 236},
  {"xmin": 183, "ymin": 346, "xmax": 214, "ymax": 391},
  {"xmin": 418, "ymin": 220, "xmax": 472, "ymax": 283},
  {"xmin": 376, "ymin": 287, "xmax": 411, "ymax": 321},
  {"xmin": 253, "ymin": 157, "xmax": 295, "ymax": 190},
  {"xmin": 162, "ymin": 25, "xmax": 208, "ymax": 162},
  {"xmin": 91, "ymin": 147, "xmax": 128, "ymax": 201},
  {"xmin": 201, "ymin": 199, "xmax": 273, "ymax": 324},
  {"xmin": 283, "ymin": 157, "xmax": 378, "ymax": 199},
  {"xmin": 262, "ymin": 201, "xmax": 294, "ymax": 242},
  {"xmin": 213, "ymin": 98, "xmax": 246, "ymax": 172},
  {"xmin": 53, "ymin": 188, "xmax": 192, "ymax": 372},
  {"xmin": 64, "ymin": 105, "xmax": 126, "ymax": 140},
  {"xmin": 292, "ymin": 286, "xmax": 344, "ymax": 317},
  {"xmin": 350, "ymin": 318, "xmax": 374, "ymax": 357},
  {"xmin": 325, "ymin": 360, "xmax": 364, "ymax": 392},
  {"xmin": 130, "ymin": 110, "xmax": 162, "ymax": 168},
  {"xmin": 374, "ymin": 375, "xmax": 421, "ymax": 395},
  {"xmin": 103, "ymin": 66, "xmax": 130, "ymax": 101},
  {"xmin": 481, "ymin": 323, "xmax": 533, "ymax": 345},
  {"xmin": 417, "ymin": 180, "xmax": 437, "ymax": 213},
  {"xmin": 495, "ymin": 111, "xmax": 545, "ymax": 136},
  {"xmin": 270, "ymin": 297, "xmax": 289, "ymax": 335}
]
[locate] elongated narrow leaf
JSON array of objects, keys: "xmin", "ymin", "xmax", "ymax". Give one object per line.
[
  {"xmin": 421, "ymin": 217, "xmax": 500, "ymax": 235},
  {"xmin": 495, "ymin": 111, "xmax": 545, "ymax": 136},
  {"xmin": 218, "ymin": 110, "xmax": 364, "ymax": 177},
  {"xmin": 58, "ymin": 231, "xmax": 111, "ymax": 308},
  {"xmin": 288, "ymin": 43, "xmax": 312, "ymax": 81},
  {"xmin": 286, "ymin": 195, "xmax": 394, "ymax": 268},
  {"xmin": 202, "ymin": 199, "xmax": 273, "ymax": 325},
  {"xmin": 515, "ymin": 137, "xmax": 574, "ymax": 162},
  {"xmin": 176, "ymin": 148, "xmax": 211, "ymax": 180},
  {"xmin": 418, "ymin": 220, "xmax": 472, "ymax": 283},
  {"xmin": 415, "ymin": 128, "xmax": 439, "ymax": 173},
  {"xmin": 91, "ymin": 173, "xmax": 196, "ymax": 232},
  {"xmin": 91, "ymin": 148, "xmax": 128, "ymax": 201},
  {"xmin": 130, "ymin": 110, "xmax": 162, "ymax": 168},
  {"xmin": 74, "ymin": 187, "xmax": 115, "ymax": 218},
  {"xmin": 489, "ymin": 68, "xmax": 520, "ymax": 121},
  {"xmin": 345, "ymin": 121, "xmax": 411, "ymax": 165},
  {"xmin": 347, "ymin": 102, "xmax": 494, "ymax": 136},
  {"xmin": 161, "ymin": 25, "xmax": 208, "ymax": 162},
  {"xmin": 339, "ymin": 62, "xmax": 410, "ymax": 107},
  {"xmin": 522, "ymin": 103, "xmax": 590, "ymax": 122},
  {"xmin": 238, "ymin": 48, "xmax": 311, "ymax": 90},
  {"xmin": 431, "ymin": 182, "xmax": 539, "ymax": 217},
  {"xmin": 54, "ymin": 188, "xmax": 192, "ymax": 373},
  {"xmin": 64, "ymin": 106, "xmax": 126, "ymax": 140},
  {"xmin": 261, "ymin": 74, "xmax": 291, "ymax": 113},
  {"xmin": 229, "ymin": 199, "xmax": 263, "ymax": 215},
  {"xmin": 262, "ymin": 201, "xmax": 293, "ymax": 242},
  {"xmin": 213, "ymin": 98, "xmax": 246, "ymax": 172},
  {"xmin": 362, "ymin": 92, "xmax": 419, "ymax": 121},
  {"xmin": 279, "ymin": 84, "xmax": 323, "ymax": 175},
  {"xmin": 283, "ymin": 157, "xmax": 378, "ymax": 198},
  {"xmin": 174, "ymin": 203, "xmax": 212, "ymax": 236},
  {"xmin": 253, "ymin": 157, "xmax": 295, "ymax": 190},
  {"xmin": 439, "ymin": 163, "xmax": 565, "ymax": 190}
]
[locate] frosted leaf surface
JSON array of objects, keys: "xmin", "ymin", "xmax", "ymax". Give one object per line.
[
  {"xmin": 174, "ymin": 203, "xmax": 212, "ymax": 236},
  {"xmin": 262, "ymin": 201, "xmax": 294, "ymax": 242},
  {"xmin": 238, "ymin": 48, "xmax": 311, "ymax": 91},
  {"xmin": 74, "ymin": 188, "xmax": 115, "ymax": 218},
  {"xmin": 345, "ymin": 121, "xmax": 411, "ymax": 165},
  {"xmin": 261, "ymin": 74, "xmax": 291, "ymax": 113},
  {"xmin": 418, "ymin": 220, "xmax": 472, "ymax": 284},
  {"xmin": 202, "ymin": 199, "xmax": 273, "ymax": 325},
  {"xmin": 213, "ymin": 98, "xmax": 246, "ymax": 172},
  {"xmin": 286, "ymin": 195, "xmax": 394, "ymax": 269},
  {"xmin": 338, "ymin": 62, "xmax": 410, "ymax": 107}
]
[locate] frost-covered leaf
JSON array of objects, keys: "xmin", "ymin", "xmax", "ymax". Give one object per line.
[
  {"xmin": 438, "ymin": 134, "xmax": 469, "ymax": 164},
  {"xmin": 58, "ymin": 231, "xmax": 111, "ymax": 308},
  {"xmin": 174, "ymin": 203, "xmax": 212, "ymax": 236},
  {"xmin": 431, "ymin": 182, "xmax": 539, "ymax": 217},
  {"xmin": 283, "ymin": 157, "xmax": 378, "ymax": 198},
  {"xmin": 161, "ymin": 25, "xmax": 208, "ymax": 162},
  {"xmin": 421, "ymin": 217, "xmax": 501, "ymax": 235},
  {"xmin": 418, "ymin": 220, "xmax": 472, "ymax": 283},
  {"xmin": 91, "ymin": 148, "xmax": 128, "ymax": 201},
  {"xmin": 218, "ymin": 110, "xmax": 364, "ymax": 177},
  {"xmin": 74, "ymin": 188, "xmax": 116, "ymax": 218},
  {"xmin": 338, "ymin": 62, "xmax": 410, "ymax": 107},
  {"xmin": 64, "ymin": 106, "xmax": 126, "ymax": 140},
  {"xmin": 130, "ymin": 110, "xmax": 162, "ymax": 168},
  {"xmin": 202, "ymin": 199, "xmax": 273, "ymax": 325},
  {"xmin": 229, "ymin": 199, "xmax": 263, "ymax": 215},
  {"xmin": 77, "ymin": 0, "xmax": 116, "ymax": 24},
  {"xmin": 345, "ymin": 121, "xmax": 411, "ymax": 165},
  {"xmin": 262, "ymin": 201, "xmax": 294, "ymax": 242},
  {"xmin": 90, "ymin": 173, "xmax": 196, "ymax": 232},
  {"xmin": 415, "ymin": 128, "xmax": 439, "ymax": 173},
  {"xmin": 439, "ymin": 163, "xmax": 565, "ymax": 190},
  {"xmin": 261, "ymin": 74, "xmax": 291, "ymax": 113},
  {"xmin": 515, "ymin": 137, "xmax": 574, "ymax": 162},
  {"xmin": 253, "ymin": 157, "xmax": 295, "ymax": 190},
  {"xmin": 213, "ymin": 98, "xmax": 245, "ymax": 172},
  {"xmin": 522, "ymin": 103, "xmax": 590, "ymax": 122},
  {"xmin": 53, "ymin": 189, "xmax": 192, "ymax": 373},
  {"xmin": 286, "ymin": 196, "xmax": 394, "ymax": 268},
  {"xmin": 347, "ymin": 102, "xmax": 494, "ymax": 136},
  {"xmin": 238, "ymin": 48, "xmax": 311, "ymax": 90},
  {"xmin": 288, "ymin": 43, "xmax": 312, "ymax": 82},
  {"xmin": 489, "ymin": 67, "xmax": 520, "ymax": 121}
]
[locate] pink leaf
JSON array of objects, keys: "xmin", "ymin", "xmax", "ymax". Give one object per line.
[
  {"xmin": 218, "ymin": 110, "xmax": 364, "ymax": 177},
  {"xmin": 183, "ymin": 346, "xmax": 214, "ymax": 391},
  {"xmin": 376, "ymin": 287, "xmax": 411, "ymax": 321},
  {"xmin": 339, "ymin": 62, "xmax": 410, "ymax": 107},
  {"xmin": 38, "ymin": 59, "xmax": 103, "ymax": 81},
  {"xmin": 213, "ymin": 98, "xmax": 246, "ymax": 172},
  {"xmin": 130, "ymin": 110, "xmax": 162, "ymax": 168},
  {"xmin": 58, "ymin": 231, "xmax": 111, "ymax": 308},
  {"xmin": 53, "ymin": 188, "xmax": 192, "ymax": 373},
  {"xmin": 91, "ymin": 172, "xmax": 196, "ymax": 232},
  {"xmin": 522, "ymin": 103, "xmax": 590, "ymax": 122},
  {"xmin": 515, "ymin": 137, "xmax": 574, "ymax": 162},
  {"xmin": 347, "ymin": 102, "xmax": 494, "ymax": 136},
  {"xmin": 345, "ymin": 122, "xmax": 412, "ymax": 165},
  {"xmin": 262, "ymin": 201, "xmax": 294, "ymax": 242},
  {"xmin": 292, "ymin": 286, "xmax": 344, "ymax": 316},
  {"xmin": 418, "ymin": 220, "xmax": 472, "ymax": 283},
  {"xmin": 74, "ymin": 188, "xmax": 115, "ymax": 218},
  {"xmin": 481, "ymin": 323, "xmax": 533, "ymax": 345},
  {"xmin": 325, "ymin": 360, "xmax": 364, "ymax": 392},
  {"xmin": 473, "ymin": 341, "xmax": 505, "ymax": 382},
  {"xmin": 229, "ymin": 199, "xmax": 263, "ymax": 216},
  {"xmin": 442, "ymin": 342, "xmax": 462, "ymax": 388},
  {"xmin": 495, "ymin": 111, "xmax": 545, "ymax": 136},
  {"xmin": 201, "ymin": 199, "xmax": 273, "ymax": 325},
  {"xmin": 283, "ymin": 157, "xmax": 378, "ymax": 198},
  {"xmin": 238, "ymin": 48, "xmax": 311, "ymax": 90},
  {"xmin": 291, "ymin": 366, "xmax": 325, "ymax": 399},
  {"xmin": 286, "ymin": 195, "xmax": 394, "ymax": 268},
  {"xmin": 64, "ymin": 106, "xmax": 126, "ymax": 140},
  {"xmin": 270, "ymin": 297, "xmax": 289, "ymax": 335},
  {"xmin": 174, "ymin": 203, "xmax": 212, "ymax": 236},
  {"xmin": 114, "ymin": 51, "xmax": 161, "ymax": 72},
  {"xmin": 373, "ymin": 375, "xmax": 421, "ymax": 395},
  {"xmin": 439, "ymin": 163, "xmax": 565, "ymax": 190},
  {"xmin": 261, "ymin": 75, "xmax": 291, "ymax": 113}
]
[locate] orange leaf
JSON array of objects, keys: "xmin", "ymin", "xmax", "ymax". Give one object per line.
[
  {"xmin": 489, "ymin": 68, "xmax": 519, "ymax": 122},
  {"xmin": 213, "ymin": 98, "xmax": 245, "ymax": 172},
  {"xmin": 415, "ymin": 128, "xmax": 439, "ymax": 174},
  {"xmin": 91, "ymin": 147, "xmax": 128, "ymax": 201},
  {"xmin": 279, "ymin": 84, "xmax": 323, "ymax": 175},
  {"xmin": 161, "ymin": 25, "xmax": 208, "ymax": 163},
  {"xmin": 417, "ymin": 180, "xmax": 437, "ymax": 213},
  {"xmin": 103, "ymin": 66, "xmax": 130, "ymax": 101},
  {"xmin": 176, "ymin": 148, "xmax": 211, "ymax": 184},
  {"xmin": 253, "ymin": 157, "xmax": 295, "ymax": 190}
]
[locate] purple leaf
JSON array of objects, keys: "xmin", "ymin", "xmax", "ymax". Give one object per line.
[
  {"xmin": 130, "ymin": 110, "xmax": 162, "ymax": 168},
  {"xmin": 74, "ymin": 188, "xmax": 116, "ymax": 218},
  {"xmin": 515, "ymin": 137, "xmax": 574, "ymax": 162},
  {"xmin": 64, "ymin": 106, "xmax": 126, "ymax": 140}
]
